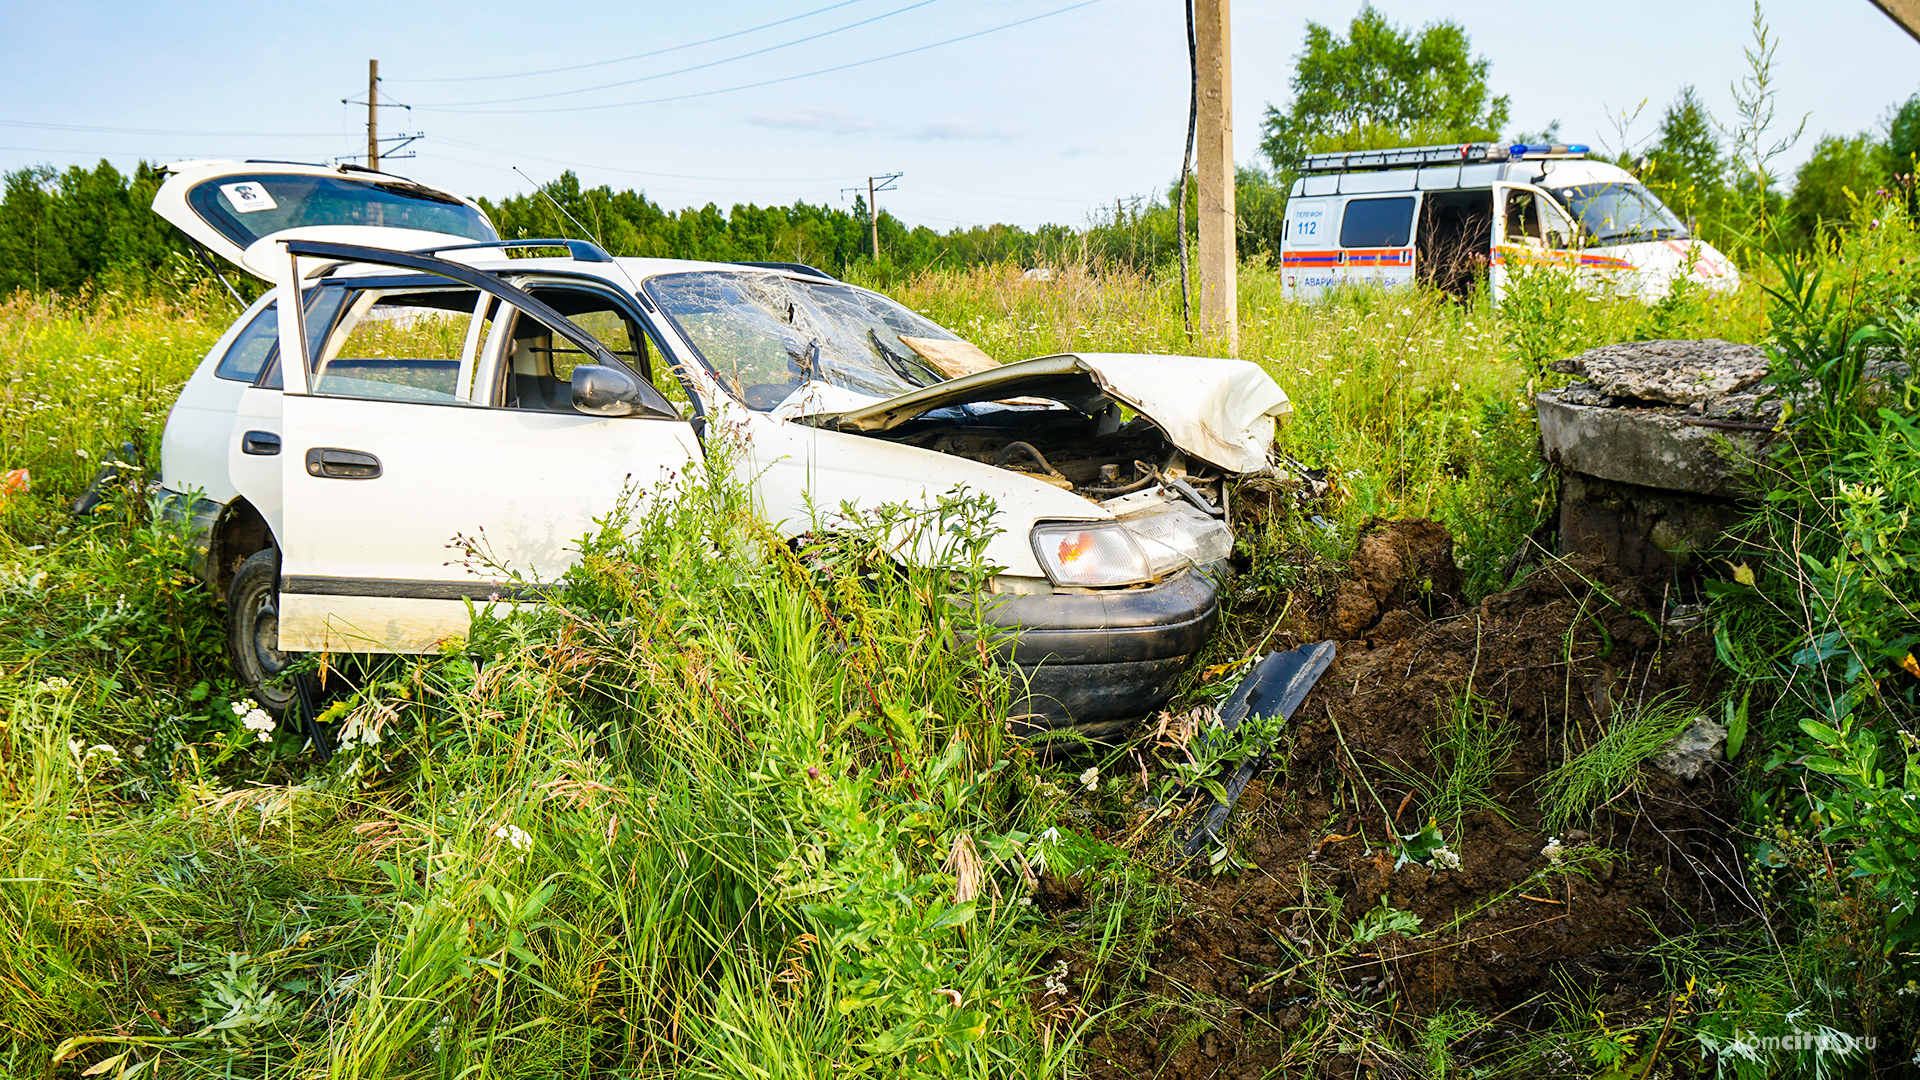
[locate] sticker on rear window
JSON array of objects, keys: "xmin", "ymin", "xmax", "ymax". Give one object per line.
[{"xmin": 219, "ymin": 182, "xmax": 278, "ymax": 214}]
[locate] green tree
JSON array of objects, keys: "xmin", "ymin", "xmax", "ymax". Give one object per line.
[
  {"xmin": 1644, "ymin": 86, "xmax": 1724, "ymax": 226},
  {"xmin": 1889, "ymin": 93, "xmax": 1920, "ymax": 214},
  {"xmin": 1258, "ymin": 4, "xmax": 1510, "ymax": 171},
  {"xmin": 1784, "ymin": 133, "xmax": 1884, "ymax": 251}
]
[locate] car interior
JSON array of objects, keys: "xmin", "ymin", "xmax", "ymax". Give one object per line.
[{"xmin": 493, "ymin": 287, "xmax": 678, "ymax": 412}]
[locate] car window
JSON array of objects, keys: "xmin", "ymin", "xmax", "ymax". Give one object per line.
[
  {"xmin": 492, "ymin": 287, "xmax": 685, "ymax": 416},
  {"xmin": 310, "ymin": 289, "xmax": 484, "ymax": 405},
  {"xmin": 184, "ymin": 173, "xmax": 496, "ymax": 251},
  {"xmin": 215, "ymin": 303, "xmax": 279, "ymax": 382}
]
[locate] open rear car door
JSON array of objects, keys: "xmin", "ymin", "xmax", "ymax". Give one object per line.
[
  {"xmin": 153, "ymin": 160, "xmax": 499, "ymax": 281},
  {"xmin": 263, "ymin": 240, "xmax": 700, "ymax": 654}
]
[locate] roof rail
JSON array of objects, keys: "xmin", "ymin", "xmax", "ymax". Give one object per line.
[
  {"xmin": 420, "ymin": 238, "xmax": 613, "ymax": 263},
  {"xmin": 1299, "ymin": 141, "xmax": 1591, "ymax": 175},
  {"xmin": 732, "ymin": 260, "xmax": 839, "ymax": 281}
]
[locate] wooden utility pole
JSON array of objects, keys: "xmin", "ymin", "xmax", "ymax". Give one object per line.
[
  {"xmin": 844, "ymin": 173, "xmax": 900, "ymax": 260},
  {"xmin": 1868, "ymin": 0, "xmax": 1920, "ymax": 44},
  {"xmin": 366, "ymin": 59, "xmax": 379, "ymax": 171},
  {"xmin": 1194, "ymin": 0, "xmax": 1236, "ymax": 351}
]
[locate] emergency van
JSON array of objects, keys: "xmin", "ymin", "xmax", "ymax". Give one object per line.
[{"xmin": 1278, "ymin": 142, "xmax": 1739, "ymax": 304}]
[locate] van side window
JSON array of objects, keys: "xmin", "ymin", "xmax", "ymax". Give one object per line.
[{"xmin": 1339, "ymin": 197, "xmax": 1416, "ymax": 248}]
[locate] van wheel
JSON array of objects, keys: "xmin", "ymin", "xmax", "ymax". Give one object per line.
[{"xmin": 226, "ymin": 549, "xmax": 298, "ymax": 720}]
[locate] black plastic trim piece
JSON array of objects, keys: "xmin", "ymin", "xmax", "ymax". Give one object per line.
[
  {"xmin": 282, "ymin": 575, "xmax": 552, "ymax": 602},
  {"xmin": 732, "ymin": 260, "xmax": 839, "ymax": 281},
  {"xmin": 971, "ymin": 565, "xmax": 1223, "ymax": 667},
  {"xmin": 303, "ymin": 447, "xmax": 381, "ymax": 479},
  {"xmin": 241, "ymin": 430, "xmax": 281, "ymax": 456}
]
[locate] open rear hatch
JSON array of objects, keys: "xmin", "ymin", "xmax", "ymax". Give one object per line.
[
  {"xmin": 800, "ymin": 352, "xmax": 1291, "ymax": 475},
  {"xmin": 152, "ymin": 160, "xmax": 498, "ymax": 281}
]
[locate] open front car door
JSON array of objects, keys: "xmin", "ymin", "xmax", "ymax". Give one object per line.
[{"xmin": 265, "ymin": 240, "xmax": 699, "ymax": 654}]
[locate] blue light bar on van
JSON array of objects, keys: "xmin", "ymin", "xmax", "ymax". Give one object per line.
[{"xmin": 1509, "ymin": 143, "xmax": 1589, "ymax": 158}]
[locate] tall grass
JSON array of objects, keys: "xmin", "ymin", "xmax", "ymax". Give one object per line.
[
  {"xmin": 872, "ymin": 260, "xmax": 1764, "ymax": 594},
  {"xmin": 3, "ymin": 453, "xmax": 1074, "ymax": 1077}
]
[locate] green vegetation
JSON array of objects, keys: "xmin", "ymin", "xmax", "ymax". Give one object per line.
[
  {"xmin": 1538, "ymin": 691, "xmax": 1699, "ymax": 832},
  {"xmin": 4, "ymin": 8, "xmax": 1920, "ymax": 1076},
  {"xmin": 1257, "ymin": 3, "xmax": 1510, "ymax": 171}
]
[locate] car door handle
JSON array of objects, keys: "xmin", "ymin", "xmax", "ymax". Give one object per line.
[
  {"xmin": 241, "ymin": 430, "xmax": 281, "ymax": 456},
  {"xmin": 304, "ymin": 447, "xmax": 382, "ymax": 479}
]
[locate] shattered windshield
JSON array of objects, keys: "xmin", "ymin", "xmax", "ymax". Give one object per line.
[
  {"xmin": 1550, "ymin": 182, "xmax": 1689, "ymax": 245},
  {"xmin": 645, "ymin": 271, "xmax": 959, "ymax": 410}
]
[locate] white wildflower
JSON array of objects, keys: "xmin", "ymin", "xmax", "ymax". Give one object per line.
[
  {"xmin": 241, "ymin": 708, "xmax": 275, "ymax": 742},
  {"xmin": 230, "ymin": 698, "xmax": 258, "ymax": 717},
  {"xmin": 1431, "ymin": 845, "xmax": 1462, "ymax": 871},
  {"xmin": 1079, "ymin": 766, "xmax": 1099, "ymax": 792},
  {"xmin": 1541, "ymin": 836, "xmax": 1565, "ymax": 865},
  {"xmin": 33, "ymin": 675, "xmax": 72, "ymax": 695},
  {"xmin": 494, "ymin": 824, "xmax": 532, "ymax": 851}
]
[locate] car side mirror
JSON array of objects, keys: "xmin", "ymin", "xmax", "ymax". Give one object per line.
[{"xmin": 570, "ymin": 364, "xmax": 642, "ymax": 417}]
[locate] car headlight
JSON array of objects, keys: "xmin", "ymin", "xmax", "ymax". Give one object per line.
[
  {"xmin": 1119, "ymin": 502, "xmax": 1234, "ymax": 570},
  {"xmin": 1031, "ymin": 522, "xmax": 1153, "ymax": 586}
]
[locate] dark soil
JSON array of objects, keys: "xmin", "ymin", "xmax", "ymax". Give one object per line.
[{"xmin": 1060, "ymin": 520, "xmax": 1744, "ymax": 1079}]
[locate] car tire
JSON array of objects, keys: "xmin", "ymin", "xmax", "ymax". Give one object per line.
[{"xmin": 226, "ymin": 548, "xmax": 298, "ymax": 720}]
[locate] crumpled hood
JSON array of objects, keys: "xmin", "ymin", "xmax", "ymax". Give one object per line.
[{"xmin": 800, "ymin": 352, "xmax": 1291, "ymax": 474}]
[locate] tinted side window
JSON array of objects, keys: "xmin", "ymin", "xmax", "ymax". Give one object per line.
[
  {"xmin": 1339, "ymin": 196, "xmax": 1416, "ymax": 248},
  {"xmin": 215, "ymin": 303, "xmax": 278, "ymax": 382}
]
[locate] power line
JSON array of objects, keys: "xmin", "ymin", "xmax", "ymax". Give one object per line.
[
  {"xmin": 914, "ymin": 175, "xmax": 1107, "ymax": 205},
  {"xmin": 420, "ymin": 0, "xmax": 939, "ymax": 107},
  {"xmin": 0, "ymin": 119, "xmax": 341, "ymax": 138},
  {"xmin": 432, "ymin": 134, "xmax": 867, "ymax": 184},
  {"xmin": 421, "ymin": 0, "xmax": 1103, "ymax": 116},
  {"xmin": 388, "ymin": 0, "xmax": 869, "ymax": 83}
]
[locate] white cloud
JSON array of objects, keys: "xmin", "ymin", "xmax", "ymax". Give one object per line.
[
  {"xmin": 909, "ymin": 120, "xmax": 1024, "ymax": 142},
  {"xmin": 745, "ymin": 107, "xmax": 877, "ymax": 134}
]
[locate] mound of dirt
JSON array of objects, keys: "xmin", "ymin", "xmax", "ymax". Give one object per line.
[{"xmin": 1063, "ymin": 548, "xmax": 1740, "ymax": 1079}]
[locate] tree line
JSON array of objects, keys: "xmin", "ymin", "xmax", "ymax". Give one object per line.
[
  {"xmin": 3, "ymin": 3, "xmax": 1915, "ymax": 297},
  {"xmin": 0, "ymin": 160, "xmax": 1099, "ymax": 298}
]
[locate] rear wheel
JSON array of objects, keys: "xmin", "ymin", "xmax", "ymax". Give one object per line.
[{"xmin": 226, "ymin": 548, "xmax": 298, "ymax": 720}]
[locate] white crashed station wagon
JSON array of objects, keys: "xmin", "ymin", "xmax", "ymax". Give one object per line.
[{"xmin": 152, "ymin": 161, "xmax": 1290, "ymax": 741}]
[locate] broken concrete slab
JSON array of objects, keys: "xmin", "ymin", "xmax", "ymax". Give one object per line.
[{"xmin": 1548, "ymin": 339, "xmax": 1776, "ymax": 419}]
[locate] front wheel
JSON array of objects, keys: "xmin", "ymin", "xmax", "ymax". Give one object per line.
[{"xmin": 226, "ymin": 548, "xmax": 297, "ymax": 719}]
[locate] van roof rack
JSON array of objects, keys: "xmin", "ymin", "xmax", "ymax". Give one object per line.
[{"xmin": 1298, "ymin": 142, "xmax": 1589, "ymax": 174}]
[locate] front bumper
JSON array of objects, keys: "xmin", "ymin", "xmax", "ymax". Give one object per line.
[{"xmin": 977, "ymin": 564, "xmax": 1223, "ymax": 741}]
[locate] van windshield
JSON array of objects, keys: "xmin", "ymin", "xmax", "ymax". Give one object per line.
[{"xmin": 1549, "ymin": 182, "xmax": 1688, "ymax": 245}]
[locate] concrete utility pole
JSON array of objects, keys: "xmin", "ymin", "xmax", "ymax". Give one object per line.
[
  {"xmin": 1194, "ymin": 0, "xmax": 1236, "ymax": 351},
  {"xmin": 367, "ymin": 59, "xmax": 379, "ymax": 171},
  {"xmin": 1868, "ymin": 0, "xmax": 1920, "ymax": 43}
]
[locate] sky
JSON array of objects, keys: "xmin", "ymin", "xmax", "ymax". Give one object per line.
[{"xmin": 2, "ymin": 1, "xmax": 1915, "ymax": 231}]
